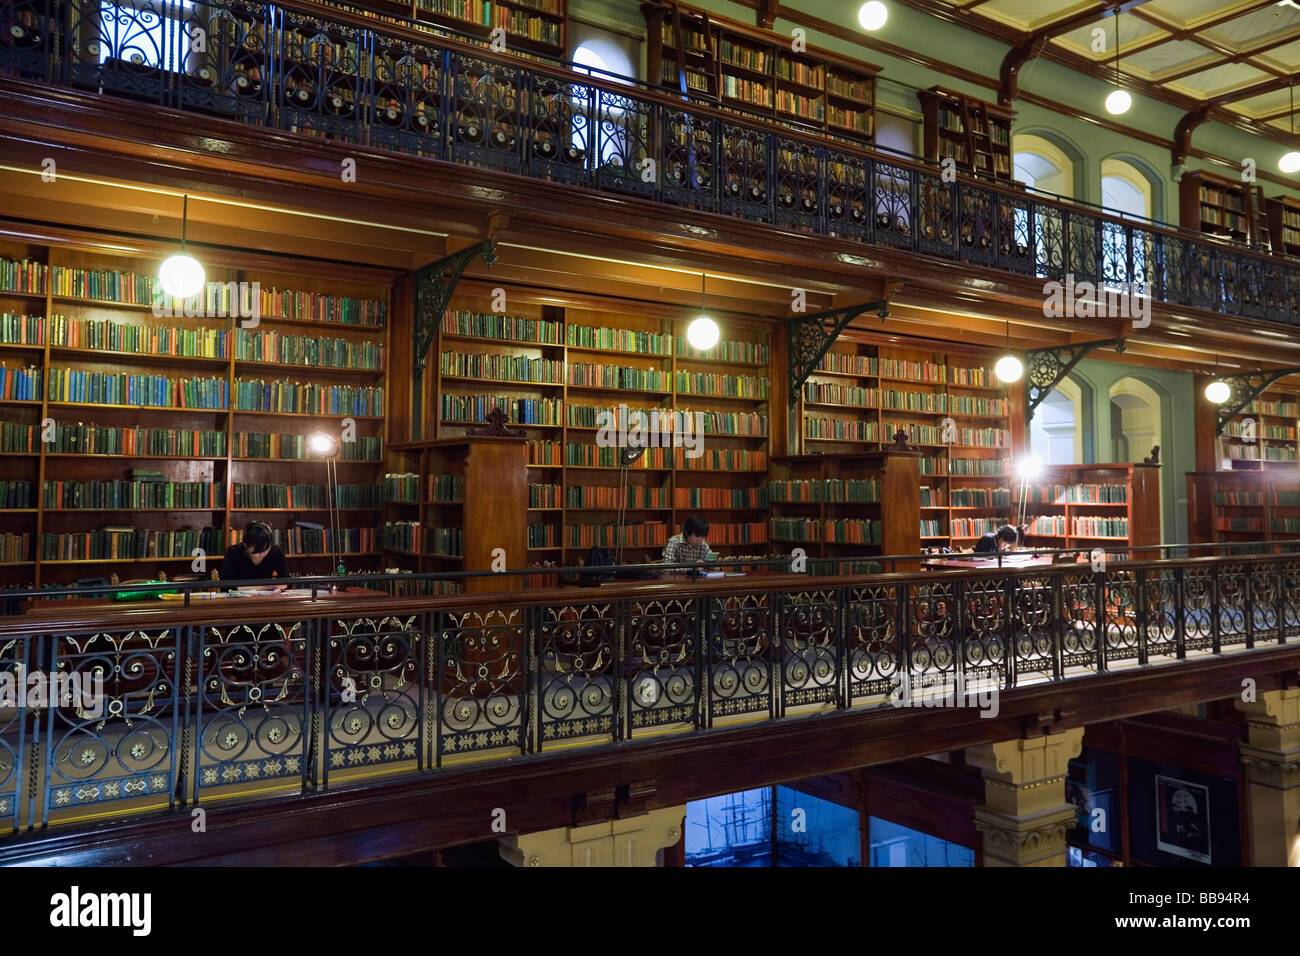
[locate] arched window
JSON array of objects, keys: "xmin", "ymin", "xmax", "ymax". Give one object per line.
[
  {"xmin": 1030, "ymin": 377, "xmax": 1084, "ymax": 465},
  {"xmin": 570, "ymin": 38, "xmax": 634, "ymax": 84},
  {"xmin": 1012, "ymin": 134, "xmax": 1075, "ymax": 198},
  {"xmin": 1109, "ymin": 376, "xmax": 1165, "ymax": 539},
  {"xmin": 1100, "ymin": 159, "xmax": 1156, "ymax": 290},
  {"xmin": 567, "ymin": 39, "xmax": 635, "ymax": 167}
]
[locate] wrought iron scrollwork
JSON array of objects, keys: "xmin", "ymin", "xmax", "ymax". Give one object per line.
[
  {"xmin": 788, "ymin": 298, "xmax": 892, "ymax": 404},
  {"xmin": 1211, "ymin": 366, "xmax": 1300, "ymax": 435},
  {"xmin": 1025, "ymin": 338, "xmax": 1126, "ymax": 420}
]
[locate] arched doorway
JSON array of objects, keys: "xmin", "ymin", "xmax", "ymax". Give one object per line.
[
  {"xmin": 1109, "ymin": 377, "xmax": 1161, "ymax": 466},
  {"xmin": 1030, "ymin": 377, "xmax": 1085, "ymax": 465}
]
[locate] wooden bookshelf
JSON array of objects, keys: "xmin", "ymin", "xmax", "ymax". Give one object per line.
[
  {"xmin": 1186, "ymin": 471, "xmax": 1300, "ymax": 549},
  {"xmin": 1266, "ymin": 195, "xmax": 1300, "ymax": 259},
  {"xmin": 918, "ymin": 87, "xmax": 1013, "ymax": 183},
  {"xmin": 643, "ymin": 0, "xmax": 878, "ymax": 143},
  {"xmin": 1015, "ymin": 463, "xmax": 1161, "ymax": 554},
  {"xmin": 331, "ymin": 0, "xmax": 567, "ymax": 60},
  {"xmin": 1217, "ymin": 389, "xmax": 1300, "ymax": 471},
  {"xmin": 0, "ymin": 241, "xmax": 391, "ymax": 592},
  {"xmin": 793, "ymin": 338, "xmax": 1012, "ymax": 551},
  {"xmin": 382, "ymin": 435, "xmax": 527, "ymax": 592},
  {"xmin": 429, "ymin": 287, "xmax": 773, "ymax": 568},
  {"xmin": 1179, "ymin": 169, "xmax": 1264, "ymax": 245},
  {"xmin": 768, "ymin": 451, "xmax": 920, "ymax": 574}
]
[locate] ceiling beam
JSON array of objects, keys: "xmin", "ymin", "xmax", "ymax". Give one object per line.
[
  {"xmin": 999, "ymin": 1, "xmax": 1152, "ymax": 105},
  {"xmin": 1153, "ymin": 26, "xmax": 1300, "ymax": 85}
]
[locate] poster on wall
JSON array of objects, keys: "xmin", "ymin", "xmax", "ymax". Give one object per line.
[{"xmin": 1155, "ymin": 775, "xmax": 1211, "ymax": 864}]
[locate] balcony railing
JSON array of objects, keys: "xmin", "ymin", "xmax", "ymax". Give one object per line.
[
  {"xmin": 1, "ymin": 0, "xmax": 1297, "ymax": 325},
  {"xmin": 1, "ymin": 551, "xmax": 1299, "ymax": 836}
]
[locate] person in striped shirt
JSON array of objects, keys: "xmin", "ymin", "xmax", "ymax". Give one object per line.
[{"xmin": 662, "ymin": 516, "xmax": 712, "ymax": 566}]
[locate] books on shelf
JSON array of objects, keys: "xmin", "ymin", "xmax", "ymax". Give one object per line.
[
  {"xmin": 0, "ymin": 481, "xmax": 34, "ymax": 509},
  {"xmin": 442, "ymin": 351, "xmax": 562, "ymax": 383},
  {"xmin": 49, "ymin": 316, "xmax": 229, "ymax": 358},
  {"xmin": 382, "ymin": 473, "xmax": 420, "ymax": 503},
  {"xmin": 673, "ymin": 486, "xmax": 766, "ymax": 509},
  {"xmin": 442, "ymin": 394, "xmax": 560, "ymax": 425},
  {"xmin": 768, "ymin": 517, "xmax": 881, "ymax": 544},
  {"xmin": 442, "ymin": 309, "xmax": 562, "ymax": 343},
  {"xmin": 0, "ymin": 313, "xmax": 45, "ymax": 345},
  {"xmin": 0, "ymin": 259, "xmax": 46, "ymax": 294},
  {"xmin": 235, "ymin": 329, "xmax": 383, "ymax": 369},
  {"xmin": 567, "ymin": 325, "xmax": 671, "ymax": 354},
  {"xmin": 46, "ymin": 368, "xmax": 228, "ymax": 408},
  {"xmin": 768, "ymin": 479, "xmax": 880, "ymax": 503},
  {"xmin": 233, "ymin": 379, "xmax": 384, "ymax": 415},
  {"xmin": 43, "ymin": 480, "xmax": 224, "ymax": 509},
  {"xmin": 0, "ymin": 364, "xmax": 41, "ymax": 400},
  {"xmin": 233, "ymin": 432, "xmax": 382, "ymax": 460},
  {"xmin": 233, "ymin": 483, "xmax": 380, "ymax": 509},
  {"xmin": 42, "ymin": 423, "xmax": 227, "ymax": 457}
]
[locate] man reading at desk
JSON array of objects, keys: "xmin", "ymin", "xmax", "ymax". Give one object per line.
[
  {"xmin": 220, "ymin": 521, "xmax": 290, "ymax": 582},
  {"xmin": 973, "ymin": 524, "xmax": 1020, "ymax": 555},
  {"xmin": 662, "ymin": 516, "xmax": 712, "ymax": 566}
]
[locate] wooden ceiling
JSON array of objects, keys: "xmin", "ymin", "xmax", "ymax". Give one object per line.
[{"xmin": 903, "ymin": 0, "xmax": 1300, "ymax": 138}]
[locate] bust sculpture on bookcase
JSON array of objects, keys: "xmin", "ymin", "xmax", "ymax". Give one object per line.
[{"xmin": 1144, "ymin": 445, "xmax": 1160, "ymax": 465}]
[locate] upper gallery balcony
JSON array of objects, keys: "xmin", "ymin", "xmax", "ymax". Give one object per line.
[{"xmin": 0, "ymin": 0, "xmax": 1296, "ymax": 330}]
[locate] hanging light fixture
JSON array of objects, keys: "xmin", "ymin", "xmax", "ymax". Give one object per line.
[
  {"xmin": 158, "ymin": 194, "xmax": 205, "ymax": 299},
  {"xmin": 687, "ymin": 273, "xmax": 720, "ymax": 351},
  {"xmin": 1205, "ymin": 355, "xmax": 1231, "ymax": 404},
  {"xmin": 994, "ymin": 320, "xmax": 1023, "ymax": 383},
  {"xmin": 1104, "ymin": 9, "xmax": 1131, "ymax": 116},
  {"xmin": 1280, "ymin": 80, "xmax": 1300, "ymax": 173},
  {"xmin": 858, "ymin": 1, "xmax": 887, "ymax": 31}
]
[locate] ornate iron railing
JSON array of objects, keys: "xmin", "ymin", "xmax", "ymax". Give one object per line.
[
  {"xmin": 1, "ymin": 0, "xmax": 1297, "ymax": 324},
  {"xmin": 1, "ymin": 552, "xmax": 1299, "ymax": 835}
]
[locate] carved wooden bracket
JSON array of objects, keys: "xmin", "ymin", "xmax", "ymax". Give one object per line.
[{"xmin": 572, "ymin": 781, "xmax": 658, "ymax": 824}]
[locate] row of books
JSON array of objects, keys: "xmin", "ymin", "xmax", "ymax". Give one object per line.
[
  {"xmin": 0, "ymin": 364, "xmax": 41, "ymax": 400},
  {"xmin": 231, "ymin": 287, "xmax": 386, "ymax": 327},
  {"xmin": 0, "ymin": 532, "xmax": 29, "ymax": 562},
  {"xmin": 1216, "ymin": 517, "xmax": 1264, "ymax": 532},
  {"xmin": 879, "ymin": 359, "xmax": 945, "ymax": 382},
  {"xmin": 248, "ymin": 526, "xmax": 376, "ymax": 554},
  {"xmin": 768, "ymin": 479, "xmax": 880, "ymax": 503},
  {"xmin": 39, "ymin": 528, "xmax": 226, "ymax": 560},
  {"xmin": 1212, "ymin": 491, "xmax": 1266, "ymax": 506},
  {"xmin": 0, "ymin": 481, "xmax": 34, "ymax": 509},
  {"xmin": 233, "ymin": 380, "xmax": 384, "ymax": 415},
  {"xmin": 46, "ymin": 369, "xmax": 227, "ymax": 408},
  {"xmin": 1199, "ymin": 186, "xmax": 1244, "ymax": 213},
  {"xmin": 825, "ymin": 74, "xmax": 871, "ymax": 103},
  {"xmin": 231, "ymin": 483, "xmax": 381, "ymax": 509},
  {"xmin": 566, "ymin": 325, "xmax": 672, "ymax": 354},
  {"xmin": 43, "ymin": 480, "xmax": 223, "ymax": 509},
  {"xmin": 1071, "ymin": 516, "xmax": 1129, "ymax": 537},
  {"xmin": 805, "ymin": 418, "xmax": 878, "ymax": 441},
  {"xmin": 921, "ymin": 458, "xmax": 1008, "ymax": 477},
  {"xmin": 950, "ymin": 487, "xmax": 1012, "ymax": 507},
  {"xmin": 775, "ymin": 58, "xmax": 823, "ymax": 88},
  {"xmin": 234, "ymin": 330, "xmax": 384, "ymax": 370},
  {"xmin": 1247, "ymin": 399, "xmax": 1299, "ymax": 417},
  {"xmin": 440, "ymin": 395, "xmax": 561, "ymax": 424},
  {"xmin": 49, "ymin": 266, "xmax": 154, "ymax": 304},
  {"xmin": 880, "ymin": 390, "xmax": 949, "ymax": 412},
  {"xmin": 530, "ymin": 483, "xmax": 560, "ymax": 508},
  {"xmin": 15, "ymin": 423, "xmax": 227, "ymax": 456},
  {"xmin": 565, "ymin": 522, "xmax": 666, "ymax": 549},
  {"xmin": 675, "ymin": 372, "xmax": 768, "ymax": 398},
  {"xmin": 567, "ymin": 363, "xmax": 667, "ymax": 390},
  {"xmin": 382, "ymin": 473, "xmax": 420, "ymax": 503},
  {"xmin": 416, "ymin": 0, "xmax": 490, "ymax": 25},
  {"xmin": 722, "ymin": 75, "xmax": 773, "ymax": 107},
  {"xmin": 776, "ymin": 90, "xmax": 820, "ymax": 120},
  {"xmin": 564, "ymin": 485, "xmax": 669, "ymax": 509},
  {"xmin": 528, "ymin": 524, "xmax": 558, "ymax": 547},
  {"xmin": 951, "ymin": 517, "xmax": 1005, "ymax": 538},
  {"xmin": 0, "ymin": 259, "xmax": 44, "ymax": 294},
  {"xmin": 45, "ymin": 316, "xmax": 227, "ymax": 358},
  {"xmin": 699, "ymin": 521, "xmax": 766, "ymax": 545},
  {"xmin": 233, "ymin": 433, "xmax": 382, "ymax": 460},
  {"xmin": 675, "ymin": 487, "xmax": 765, "ymax": 509},
  {"xmin": 719, "ymin": 39, "xmax": 770, "ymax": 73},
  {"xmin": 441, "ymin": 351, "xmax": 562, "ymax": 383},
  {"xmin": 920, "ymin": 519, "xmax": 943, "ymax": 537},
  {"xmin": 0, "ymin": 312, "xmax": 44, "ymax": 344},
  {"xmin": 804, "ymin": 383, "xmax": 877, "ymax": 407},
  {"xmin": 678, "ymin": 338, "xmax": 769, "ymax": 364},
  {"xmin": 493, "ymin": 8, "xmax": 560, "ymax": 43},
  {"xmin": 428, "ymin": 474, "xmax": 464, "ymax": 502},
  {"xmin": 442, "ymin": 309, "xmax": 563, "ymax": 343},
  {"xmin": 768, "ymin": 518, "xmax": 881, "ymax": 543},
  {"xmin": 949, "ymin": 396, "xmax": 1008, "ymax": 416}
]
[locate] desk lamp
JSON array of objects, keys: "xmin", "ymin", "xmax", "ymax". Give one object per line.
[{"xmin": 307, "ymin": 431, "xmax": 346, "ymax": 580}]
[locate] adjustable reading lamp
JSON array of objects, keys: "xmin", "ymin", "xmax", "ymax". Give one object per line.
[
  {"xmin": 1015, "ymin": 454, "xmax": 1043, "ymax": 534},
  {"xmin": 307, "ymin": 431, "xmax": 345, "ymax": 578},
  {"xmin": 616, "ymin": 442, "xmax": 646, "ymax": 566}
]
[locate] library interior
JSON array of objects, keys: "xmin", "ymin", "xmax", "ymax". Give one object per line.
[{"xmin": 0, "ymin": 0, "xmax": 1298, "ymax": 873}]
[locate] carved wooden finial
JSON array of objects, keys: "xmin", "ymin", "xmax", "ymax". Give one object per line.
[
  {"xmin": 891, "ymin": 427, "xmax": 913, "ymax": 450},
  {"xmin": 466, "ymin": 407, "xmax": 525, "ymax": 437},
  {"xmin": 1144, "ymin": 445, "xmax": 1161, "ymax": 465}
]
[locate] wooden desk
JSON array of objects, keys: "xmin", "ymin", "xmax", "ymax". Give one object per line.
[{"xmin": 21, "ymin": 587, "xmax": 388, "ymax": 618}]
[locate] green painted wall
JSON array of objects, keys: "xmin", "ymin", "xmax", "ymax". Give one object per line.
[
  {"xmin": 568, "ymin": 0, "xmax": 1300, "ymax": 222},
  {"xmin": 1066, "ymin": 357, "xmax": 1195, "ymax": 545}
]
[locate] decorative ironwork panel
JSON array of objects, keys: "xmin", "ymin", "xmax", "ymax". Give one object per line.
[
  {"xmin": 0, "ymin": 634, "xmax": 32, "ymax": 832},
  {"xmin": 774, "ymin": 138, "xmax": 822, "ymax": 232},
  {"xmin": 1067, "ymin": 213, "xmax": 1098, "ymax": 285},
  {"xmin": 1239, "ymin": 253, "xmax": 1270, "ymax": 320},
  {"xmin": 1009, "ymin": 575, "xmax": 1054, "ymax": 683},
  {"xmin": 66, "ymin": 0, "xmax": 174, "ymax": 101},
  {"xmin": 995, "ymin": 192, "xmax": 1034, "ymax": 276},
  {"xmin": 0, "ymin": 0, "xmax": 51, "ymax": 79},
  {"xmin": 1219, "ymin": 252, "xmax": 1242, "ymax": 317},
  {"xmin": 721, "ymin": 123, "xmax": 772, "ymax": 222},
  {"xmin": 1101, "ymin": 569, "xmax": 1139, "ymax": 664},
  {"xmin": 1059, "ymin": 571, "xmax": 1099, "ymax": 671},
  {"xmin": 1033, "ymin": 204, "xmax": 1065, "ymax": 281},
  {"xmin": 449, "ymin": 52, "xmax": 521, "ymax": 172},
  {"xmin": 826, "ymin": 151, "xmax": 870, "ymax": 241},
  {"xmin": 1159, "ymin": 234, "xmax": 1190, "ymax": 307},
  {"xmin": 1141, "ymin": 568, "xmax": 1179, "ymax": 662},
  {"xmin": 1183, "ymin": 566, "xmax": 1215, "ymax": 652},
  {"xmin": 1187, "ymin": 241, "xmax": 1219, "ymax": 311},
  {"xmin": 439, "ymin": 606, "xmax": 526, "ymax": 755},
  {"xmin": 627, "ymin": 598, "xmax": 698, "ymax": 731},
  {"xmin": 324, "ymin": 615, "xmax": 422, "ymax": 782},
  {"xmin": 779, "ymin": 589, "xmax": 840, "ymax": 709},
  {"xmin": 905, "ymin": 580, "xmax": 956, "ymax": 693},
  {"xmin": 594, "ymin": 86, "xmax": 653, "ymax": 196},
  {"xmin": 960, "ymin": 577, "xmax": 1008, "ymax": 688},
  {"xmin": 871, "ymin": 159, "xmax": 914, "ymax": 250},
  {"xmin": 1216, "ymin": 563, "xmax": 1249, "ymax": 649},
  {"xmin": 660, "ymin": 106, "xmax": 716, "ymax": 211},
  {"xmin": 1100, "ymin": 221, "xmax": 1130, "ymax": 288},
  {"xmin": 706, "ymin": 592, "xmax": 773, "ymax": 722},
  {"xmin": 525, "ymin": 69, "xmax": 592, "ymax": 185},
  {"xmin": 368, "ymin": 35, "xmax": 444, "ymax": 158},
  {"xmin": 43, "ymin": 626, "xmax": 181, "ymax": 821},
  {"xmin": 1131, "ymin": 227, "xmax": 1159, "ymax": 300},
  {"xmin": 1283, "ymin": 560, "xmax": 1300, "ymax": 638},
  {"xmin": 276, "ymin": 11, "xmax": 363, "ymax": 142},
  {"xmin": 917, "ymin": 173, "xmax": 954, "ymax": 258},
  {"xmin": 1286, "ymin": 266, "xmax": 1300, "ymax": 324},
  {"xmin": 1249, "ymin": 562, "xmax": 1280, "ymax": 644},
  {"xmin": 954, "ymin": 182, "xmax": 994, "ymax": 265},
  {"xmin": 195, "ymin": 620, "xmax": 309, "ymax": 798},
  {"xmin": 176, "ymin": 0, "xmax": 270, "ymax": 122},
  {"xmin": 846, "ymin": 583, "xmax": 899, "ymax": 702},
  {"xmin": 535, "ymin": 602, "xmax": 614, "ymax": 746},
  {"xmin": 1258, "ymin": 260, "xmax": 1287, "ymax": 318}
]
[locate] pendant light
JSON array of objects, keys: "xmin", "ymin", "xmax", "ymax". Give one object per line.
[
  {"xmin": 1280, "ymin": 80, "xmax": 1300, "ymax": 173},
  {"xmin": 1205, "ymin": 355, "xmax": 1231, "ymax": 404},
  {"xmin": 158, "ymin": 194, "xmax": 205, "ymax": 299},
  {"xmin": 1104, "ymin": 10, "xmax": 1131, "ymax": 116},
  {"xmin": 858, "ymin": 1, "xmax": 887, "ymax": 31},
  {"xmin": 687, "ymin": 273, "xmax": 720, "ymax": 351},
  {"xmin": 994, "ymin": 320, "xmax": 1023, "ymax": 383}
]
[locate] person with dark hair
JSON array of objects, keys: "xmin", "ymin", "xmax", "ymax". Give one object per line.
[
  {"xmin": 219, "ymin": 521, "xmax": 290, "ymax": 582},
  {"xmin": 973, "ymin": 523, "xmax": 1020, "ymax": 555},
  {"xmin": 662, "ymin": 516, "xmax": 712, "ymax": 566}
]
